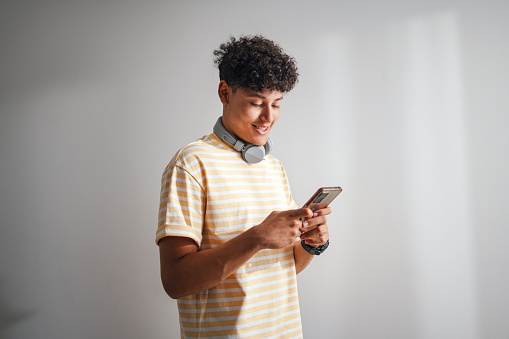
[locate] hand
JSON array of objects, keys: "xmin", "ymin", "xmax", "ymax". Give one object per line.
[
  {"xmin": 255, "ymin": 208, "xmax": 314, "ymax": 249},
  {"xmin": 299, "ymin": 207, "xmax": 331, "ymax": 247}
]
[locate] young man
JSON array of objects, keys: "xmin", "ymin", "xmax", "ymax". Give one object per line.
[{"xmin": 157, "ymin": 35, "xmax": 332, "ymax": 338}]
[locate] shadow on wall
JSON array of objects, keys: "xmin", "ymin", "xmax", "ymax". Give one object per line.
[{"xmin": 0, "ymin": 279, "xmax": 35, "ymax": 334}]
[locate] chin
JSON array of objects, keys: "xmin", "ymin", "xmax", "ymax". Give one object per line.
[{"xmin": 251, "ymin": 137, "xmax": 268, "ymax": 146}]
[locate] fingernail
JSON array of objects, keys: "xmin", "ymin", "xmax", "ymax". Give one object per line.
[
  {"xmin": 303, "ymin": 222, "xmax": 309, "ymax": 227},
  {"xmin": 314, "ymin": 212, "xmax": 318, "ymax": 217}
]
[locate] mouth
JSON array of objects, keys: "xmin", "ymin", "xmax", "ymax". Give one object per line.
[{"xmin": 252, "ymin": 124, "xmax": 269, "ymax": 133}]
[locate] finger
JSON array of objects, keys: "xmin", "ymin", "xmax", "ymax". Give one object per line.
[
  {"xmin": 302, "ymin": 231, "xmax": 329, "ymax": 246},
  {"xmin": 299, "ymin": 223, "xmax": 314, "ymax": 233},
  {"xmin": 301, "ymin": 217, "xmax": 327, "ymax": 232},
  {"xmin": 313, "ymin": 207, "xmax": 332, "ymax": 216},
  {"xmin": 300, "ymin": 224, "xmax": 328, "ymax": 238},
  {"xmin": 289, "ymin": 207, "xmax": 313, "ymax": 219},
  {"xmin": 300, "ymin": 227, "xmax": 317, "ymax": 239},
  {"xmin": 300, "ymin": 215, "xmax": 327, "ymax": 232},
  {"xmin": 299, "ymin": 220, "xmax": 316, "ymax": 233},
  {"xmin": 304, "ymin": 238, "xmax": 328, "ymax": 246}
]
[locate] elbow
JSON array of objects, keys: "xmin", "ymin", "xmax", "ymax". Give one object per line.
[
  {"xmin": 160, "ymin": 263, "xmax": 189, "ymax": 299},
  {"xmin": 167, "ymin": 290, "xmax": 183, "ymax": 300},
  {"xmin": 162, "ymin": 279, "xmax": 186, "ymax": 300}
]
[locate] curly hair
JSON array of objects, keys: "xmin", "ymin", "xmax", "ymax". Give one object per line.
[{"xmin": 213, "ymin": 35, "xmax": 299, "ymax": 93}]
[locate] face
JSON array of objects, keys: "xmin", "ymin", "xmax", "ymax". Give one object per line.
[{"xmin": 219, "ymin": 81, "xmax": 283, "ymax": 146}]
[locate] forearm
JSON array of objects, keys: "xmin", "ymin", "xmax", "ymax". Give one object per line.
[
  {"xmin": 161, "ymin": 227, "xmax": 263, "ymax": 299},
  {"xmin": 293, "ymin": 240, "xmax": 314, "ymax": 274}
]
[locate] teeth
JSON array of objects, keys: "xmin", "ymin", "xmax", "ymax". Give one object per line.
[{"xmin": 253, "ymin": 125, "xmax": 268, "ymax": 131}]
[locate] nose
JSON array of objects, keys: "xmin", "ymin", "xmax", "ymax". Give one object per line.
[{"xmin": 260, "ymin": 105, "xmax": 274, "ymax": 122}]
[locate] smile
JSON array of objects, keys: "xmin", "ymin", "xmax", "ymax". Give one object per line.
[{"xmin": 252, "ymin": 124, "xmax": 269, "ymax": 132}]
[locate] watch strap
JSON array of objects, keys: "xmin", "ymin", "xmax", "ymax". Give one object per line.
[{"xmin": 301, "ymin": 239, "xmax": 329, "ymax": 255}]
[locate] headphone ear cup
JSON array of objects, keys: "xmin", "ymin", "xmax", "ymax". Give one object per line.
[
  {"xmin": 242, "ymin": 145, "xmax": 265, "ymax": 164},
  {"xmin": 264, "ymin": 138, "xmax": 273, "ymax": 156}
]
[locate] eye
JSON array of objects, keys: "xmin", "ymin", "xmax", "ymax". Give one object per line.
[
  {"xmin": 251, "ymin": 102, "xmax": 262, "ymax": 107},
  {"xmin": 272, "ymin": 104, "xmax": 280, "ymax": 109}
]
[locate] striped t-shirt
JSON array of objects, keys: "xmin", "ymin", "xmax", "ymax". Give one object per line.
[{"xmin": 156, "ymin": 132, "xmax": 302, "ymax": 338}]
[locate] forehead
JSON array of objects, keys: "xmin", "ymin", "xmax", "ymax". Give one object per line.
[{"xmin": 236, "ymin": 87, "xmax": 284, "ymax": 100}]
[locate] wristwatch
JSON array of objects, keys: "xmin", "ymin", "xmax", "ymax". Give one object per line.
[{"xmin": 301, "ymin": 239, "xmax": 329, "ymax": 255}]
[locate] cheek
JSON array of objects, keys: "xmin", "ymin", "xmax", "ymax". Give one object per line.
[{"xmin": 237, "ymin": 103, "xmax": 256, "ymax": 118}]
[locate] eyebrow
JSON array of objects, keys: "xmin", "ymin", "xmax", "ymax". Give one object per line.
[{"xmin": 249, "ymin": 92, "xmax": 284, "ymax": 101}]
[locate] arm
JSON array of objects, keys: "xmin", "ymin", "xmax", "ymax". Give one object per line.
[
  {"xmin": 159, "ymin": 228, "xmax": 261, "ymax": 299},
  {"xmin": 293, "ymin": 207, "xmax": 332, "ymax": 274},
  {"xmin": 159, "ymin": 208, "xmax": 313, "ymax": 299}
]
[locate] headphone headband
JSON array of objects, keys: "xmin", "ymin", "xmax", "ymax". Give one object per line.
[{"xmin": 213, "ymin": 117, "xmax": 273, "ymax": 164}]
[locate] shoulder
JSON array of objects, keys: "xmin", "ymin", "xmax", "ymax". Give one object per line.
[
  {"xmin": 163, "ymin": 133, "xmax": 240, "ymax": 177},
  {"xmin": 263, "ymin": 154, "xmax": 286, "ymax": 171},
  {"xmin": 168, "ymin": 134, "xmax": 222, "ymax": 165}
]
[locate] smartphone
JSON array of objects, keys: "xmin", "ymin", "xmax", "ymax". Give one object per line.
[{"xmin": 302, "ymin": 186, "xmax": 342, "ymax": 212}]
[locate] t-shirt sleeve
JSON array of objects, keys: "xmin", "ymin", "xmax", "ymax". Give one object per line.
[{"xmin": 156, "ymin": 164, "xmax": 205, "ymax": 246}]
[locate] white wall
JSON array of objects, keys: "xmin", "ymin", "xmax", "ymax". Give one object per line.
[{"xmin": 1, "ymin": 1, "xmax": 508, "ymax": 338}]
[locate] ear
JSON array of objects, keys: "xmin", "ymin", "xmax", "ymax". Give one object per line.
[{"xmin": 218, "ymin": 80, "xmax": 230, "ymax": 105}]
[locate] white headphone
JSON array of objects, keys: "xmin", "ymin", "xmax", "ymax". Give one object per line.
[{"xmin": 213, "ymin": 117, "xmax": 273, "ymax": 164}]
